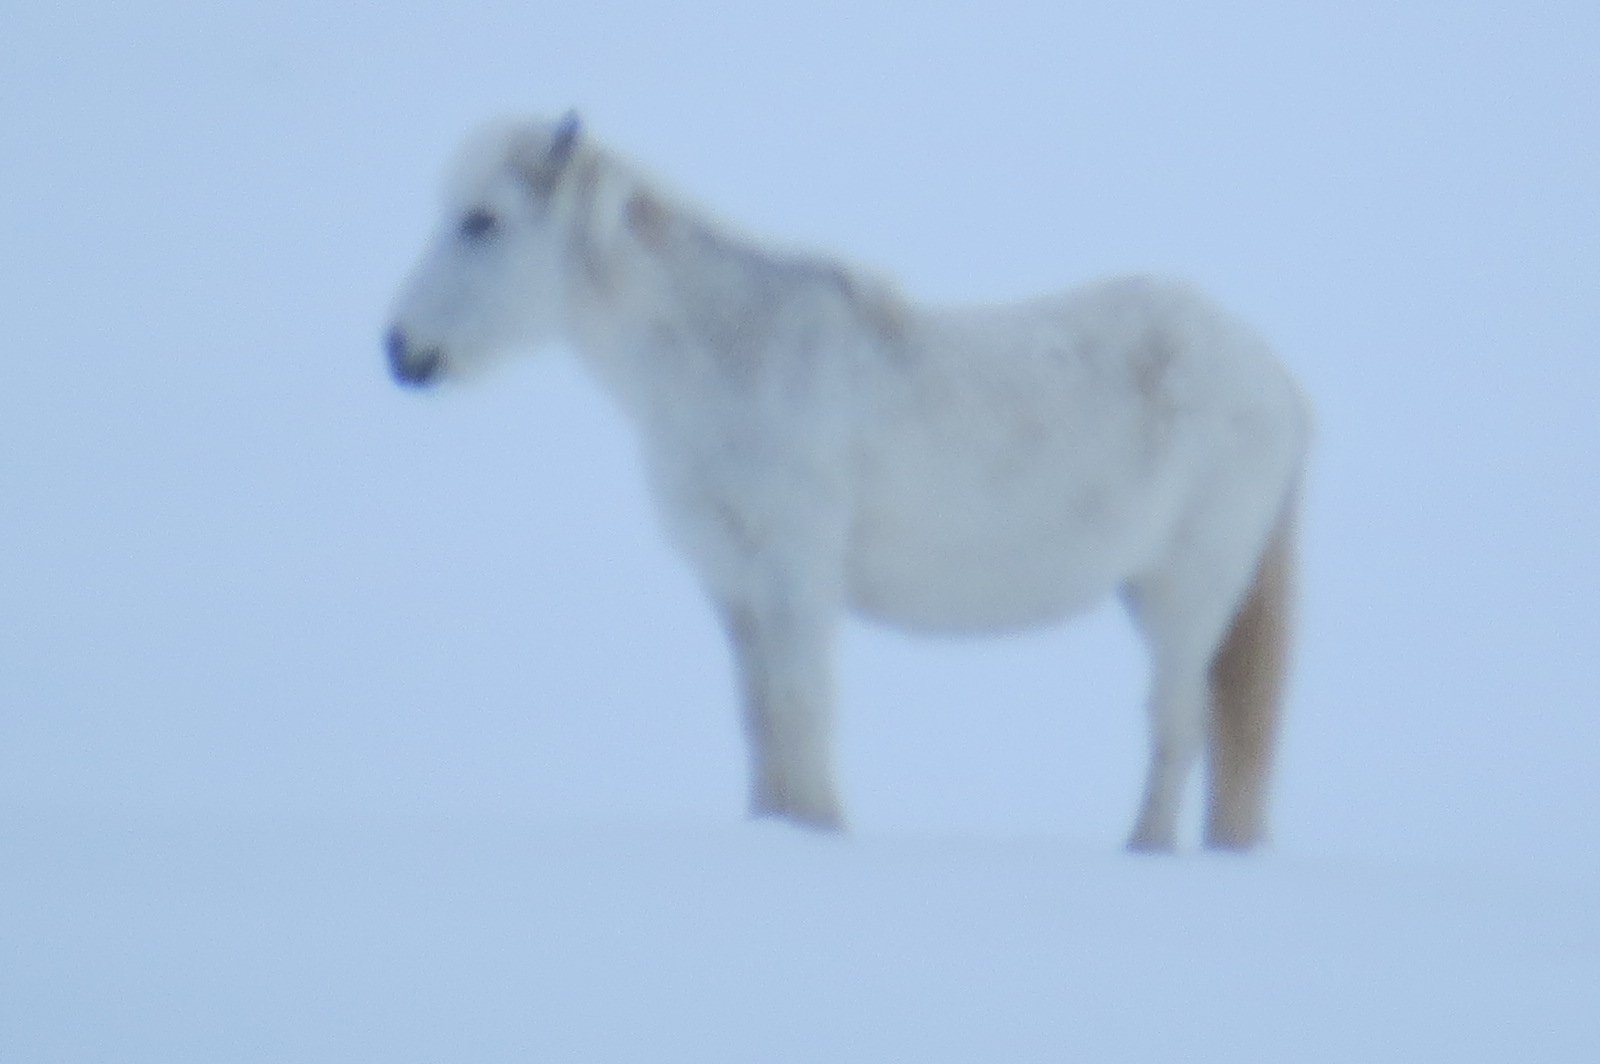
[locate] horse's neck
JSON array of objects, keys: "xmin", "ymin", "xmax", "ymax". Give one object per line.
[
  {"xmin": 555, "ymin": 150, "xmax": 905, "ymax": 426},
  {"xmin": 557, "ymin": 154, "xmax": 715, "ymax": 413}
]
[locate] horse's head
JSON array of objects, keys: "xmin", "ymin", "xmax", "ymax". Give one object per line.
[{"xmin": 385, "ymin": 112, "xmax": 584, "ymax": 387}]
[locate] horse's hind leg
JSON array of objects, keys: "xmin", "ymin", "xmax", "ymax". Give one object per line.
[
  {"xmin": 1205, "ymin": 494, "xmax": 1297, "ymax": 850},
  {"xmin": 1123, "ymin": 487, "xmax": 1298, "ymax": 853},
  {"xmin": 1123, "ymin": 652, "xmax": 1210, "ymax": 852},
  {"xmin": 719, "ymin": 595, "xmax": 845, "ymax": 831}
]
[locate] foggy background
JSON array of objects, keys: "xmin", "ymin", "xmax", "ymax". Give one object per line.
[
  {"xmin": 3, "ymin": 2, "xmax": 1597, "ymax": 875},
  {"xmin": 6, "ymin": 4, "xmax": 1599, "ymax": 1060}
]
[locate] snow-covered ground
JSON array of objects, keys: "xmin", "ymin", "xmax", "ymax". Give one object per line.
[
  {"xmin": 8, "ymin": 816, "xmax": 1596, "ymax": 1062},
  {"xmin": 4, "ymin": 3, "xmax": 1598, "ymax": 1060}
]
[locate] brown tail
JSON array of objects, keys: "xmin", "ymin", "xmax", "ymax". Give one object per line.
[{"xmin": 1204, "ymin": 489, "xmax": 1299, "ymax": 850}]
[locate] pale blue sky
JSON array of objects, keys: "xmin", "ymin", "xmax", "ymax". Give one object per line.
[{"xmin": 2, "ymin": 1, "xmax": 1597, "ymax": 864}]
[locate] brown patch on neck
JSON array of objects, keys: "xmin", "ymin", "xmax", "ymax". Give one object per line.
[{"xmin": 625, "ymin": 190, "xmax": 671, "ymax": 249}]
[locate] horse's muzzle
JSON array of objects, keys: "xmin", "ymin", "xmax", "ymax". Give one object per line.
[{"xmin": 385, "ymin": 327, "xmax": 443, "ymax": 387}]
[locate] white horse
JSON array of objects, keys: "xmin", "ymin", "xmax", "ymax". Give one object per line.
[{"xmin": 385, "ymin": 113, "xmax": 1311, "ymax": 851}]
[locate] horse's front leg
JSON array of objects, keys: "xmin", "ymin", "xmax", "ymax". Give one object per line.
[{"xmin": 719, "ymin": 591, "xmax": 844, "ymax": 831}]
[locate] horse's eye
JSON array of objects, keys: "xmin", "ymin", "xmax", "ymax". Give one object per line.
[{"xmin": 459, "ymin": 208, "xmax": 499, "ymax": 241}]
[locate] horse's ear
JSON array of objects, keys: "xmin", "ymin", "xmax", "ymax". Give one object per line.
[
  {"xmin": 548, "ymin": 110, "xmax": 581, "ymax": 171},
  {"xmin": 516, "ymin": 110, "xmax": 583, "ymax": 195}
]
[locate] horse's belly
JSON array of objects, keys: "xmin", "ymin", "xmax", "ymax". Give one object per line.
[
  {"xmin": 843, "ymin": 471, "xmax": 1167, "ymax": 633},
  {"xmin": 847, "ymin": 544, "xmax": 1115, "ymax": 632}
]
